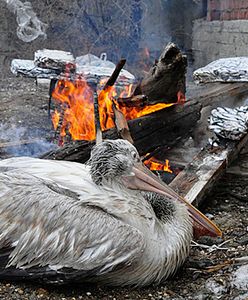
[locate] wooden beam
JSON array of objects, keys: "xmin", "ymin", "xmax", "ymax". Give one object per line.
[
  {"xmin": 169, "ymin": 133, "xmax": 248, "ymax": 207},
  {"xmin": 188, "ymin": 82, "xmax": 248, "ymax": 108}
]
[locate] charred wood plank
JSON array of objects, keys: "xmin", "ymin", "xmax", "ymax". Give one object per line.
[
  {"xmin": 41, "ymin": 100, "xmax": 201, "ymax": 162},
  {"xmin": 134, "ymin": 43, "xmax": 187, "ymax": 104},
  {"xmin": 112, "ymin": 103, "xmax": 133, "ymax": 144},
  {"xmin": 103, "ymin": 59, "xmax": 126, "ymax": 89},
  {"xmin": 188, "ymin": 82, "xmax": 248, "ymax": 108},
  {"xmin": 117, "ymin": 95, "xmax": 148, "ymax": 108},
  {"xmin": 169, "ymin": 133, "xmax": 248, "ymax": 207}
]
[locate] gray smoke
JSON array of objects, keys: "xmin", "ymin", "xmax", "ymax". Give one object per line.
[{"xmin": 0, "ymin": 123, "xmax": 57, "ymax": 158}]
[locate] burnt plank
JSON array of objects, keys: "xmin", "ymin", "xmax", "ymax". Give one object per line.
[
  {"xmin": 169, "ymin": 133, "xmax": 248, "ymax": 207},
  {"xmin": 188, "ymin": 82, "xmax": 248, "ymax": 108}
]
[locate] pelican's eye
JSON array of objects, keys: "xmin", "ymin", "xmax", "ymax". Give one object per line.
[{"xmin": 131, "ymin": 150, "xmax": 140, "ymax": 162}]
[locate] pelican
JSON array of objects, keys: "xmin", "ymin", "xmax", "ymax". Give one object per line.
[{"xmin": 0, "ymin": 139, "xmax": 221, "ymax": 286}]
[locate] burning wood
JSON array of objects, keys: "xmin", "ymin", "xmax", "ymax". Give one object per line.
[
  {"xmin": 117, "ymin": 95, "xmax": 148, "ymax": 108},
  {"xmin": 50, "ymin": 74, "xmax": 175, "ymax": 143},
  {"xmin": 112, "ymin": 104, "xmax": 133, "ymax": 144},
  {"xmin": 144, "ymin": 156, "xmax": 173, "ymax": 173},
  {"xmin": 93, "ymin": 90, "xmax": 102, "ymax": 144},
  {"xmin": 41, "ymin": 100, "xmax": 202, "ymax": 162},
  {"xmin": 134, "ymin": 43, "xmax": 187, "ymax": 104}
]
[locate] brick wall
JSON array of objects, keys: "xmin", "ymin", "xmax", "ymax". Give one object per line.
[{"xmin": 207, "ymin": 0, "xmax": 248, "ymax": 21}]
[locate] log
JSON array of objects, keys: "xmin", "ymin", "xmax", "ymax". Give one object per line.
[
  {"xmin": 188, "ymin": 82, "xmax": 248, "ymax": 108},
  {"xmin": 117, "ymin": 95, "xmax": 148, "ymax": 108},
  {"xmin": 41, "ymin": 100, "xmax": 201, "ymax": 162},
  {"xmin": 133, "ymin": 43, "xmax": 187, "ymax": 104}
]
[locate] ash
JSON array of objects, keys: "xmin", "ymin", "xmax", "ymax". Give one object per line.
[{"xmin": 0, "ymin": 77, "xmax": 247, "ymax": 299}]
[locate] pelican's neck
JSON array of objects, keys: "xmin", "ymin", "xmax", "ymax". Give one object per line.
[{"xmin": 134, "ymin": 193, "xmax": 193, "ymax": 284}]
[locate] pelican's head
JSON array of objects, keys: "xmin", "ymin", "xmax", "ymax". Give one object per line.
[
  {"xmin": 89, "ymin": 139, "xmax": 140, "ymax": 185},
  {"xmin": 89, "ymin": 139, "xmax": 222, "ymax": 238}
]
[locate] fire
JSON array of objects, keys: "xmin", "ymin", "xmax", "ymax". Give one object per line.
[
  {"xmin": 51, "ymin": 110, "xmax": 60, "ymax": 130},
  {"xmin": 52, "ymin": 79, "xmax": 96, "ymax": 140},
  {"xmin": 144, "ymin": 156, "xmax": 173, "ymax": 173},
  {"xmin": 51, "ymin": 76, "xmax": 183, "ymax": 142}
]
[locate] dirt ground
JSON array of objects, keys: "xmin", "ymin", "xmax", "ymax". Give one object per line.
[{"xmin": 0, "ymin": 77, "xmax": 247, "ymax": 300}]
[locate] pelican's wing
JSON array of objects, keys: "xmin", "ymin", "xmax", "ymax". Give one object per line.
[
  {"xmin": 0, "ymin": 157, "xmax": 91, "ymax": 191},
  {"xmin": 0, "ymin": 170, "xmax": 144, "ymax": 283},
  {"xmin": 0, "ymin": 157, "xmax": 93, "ymax": 197}
]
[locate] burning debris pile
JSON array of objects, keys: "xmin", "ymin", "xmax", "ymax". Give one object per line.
[{"xmin": 11, "ymin": 43, "xmax": 193, "ymax": 163}]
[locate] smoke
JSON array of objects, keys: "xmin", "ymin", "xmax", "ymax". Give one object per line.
[
  {"xmin": 4, "ymin": 0, "xmax": 47, "ymax": 42},
  {"xmin": 0, "ymin": 123, "xmax": 57, "ymax": 158}
]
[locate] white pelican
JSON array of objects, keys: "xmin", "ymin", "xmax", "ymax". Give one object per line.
[{"xmin": 0, "ymin": 139, "xmax": 221, "ymax": 286}]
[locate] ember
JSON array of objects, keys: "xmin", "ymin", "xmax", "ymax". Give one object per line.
[
  {"xmin": 144, "ymin": 156, "xmax": 173, "ymax": 173},
  {"xmin": 51, "ymin": 76, "xmax": 175, "ymax": 142}
]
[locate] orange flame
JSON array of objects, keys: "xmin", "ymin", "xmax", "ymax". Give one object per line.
[
  {"xmin": 144, "ymin": 156, "xmax": 173, "ymax": 173},
  {"xmin": 51, "ymin": 110, "xmax": 60, "ymax": 130},
  {"xmin": 51, "ymin": 76, "xmax": 184, "ymax": 142}
]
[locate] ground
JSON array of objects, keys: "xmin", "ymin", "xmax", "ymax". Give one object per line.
[{"xmin": 0, "ymin": 77, "xmax": 247, "ymax": 299}]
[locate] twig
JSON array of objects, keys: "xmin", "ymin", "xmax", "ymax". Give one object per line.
[
  {"xmin": 94, "ymin": 91, "xmax": 102, "ymax": 144},
  {"xmin": 191, "ymin": 239, "xmax": 231, "ymax": 253},
  {"xmin": 99, "ymin": 58, "xmax": 134, "ymax": 144},
  {"xmin": 103, "ymin": 59, "xmax": 126, "ymax": 89},
  {"xmin": 48, "ymin": 78, "xmax": 58, "ymax": 117},
  {"xmin": 112, "ymin": 101, "xmax": 133, "ymax": 144}
]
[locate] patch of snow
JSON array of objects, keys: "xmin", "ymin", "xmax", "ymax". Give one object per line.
[
  {"xmin": 232, "ymin": 265, "xmax": 248, "ymax": 291},
  {"xmin": 205, "ymin": 278, "xmax": 226, "ymax": 297}
]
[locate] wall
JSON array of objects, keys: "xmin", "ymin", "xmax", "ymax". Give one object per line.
[
  {"xmin": 207, "ymin": 0, "xmax": 248, "ymax": 21},
  {"xmin": 192, "ymin": 19, "xmax": 248, "ymax": 68}
]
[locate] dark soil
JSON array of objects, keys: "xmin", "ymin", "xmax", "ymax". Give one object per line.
[{"xmin": 0, "ymin": 77, "xmax": 247, "ymax": 300}]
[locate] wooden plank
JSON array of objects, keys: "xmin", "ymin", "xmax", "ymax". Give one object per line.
[
  {"xmin": 187, "ymin": 82, "xmax": 248, "ymax": 108},
  {"xmin": 169, "ymin": 133, "xmax": 248, "ymax": 207}
]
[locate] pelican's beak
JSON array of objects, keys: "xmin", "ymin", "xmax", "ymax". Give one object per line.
[{"xmin": 122, "ymin": 162, "xmax": 222, "ymax": 238}]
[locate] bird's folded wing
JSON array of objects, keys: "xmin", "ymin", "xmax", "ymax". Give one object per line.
[
  {"xmin": 0, "ymin": 170, "xmax": 144, "ymax": 277},
  {"xmin": 0, "ymin": 157, "xmax": 93, "ymax": 196}
]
